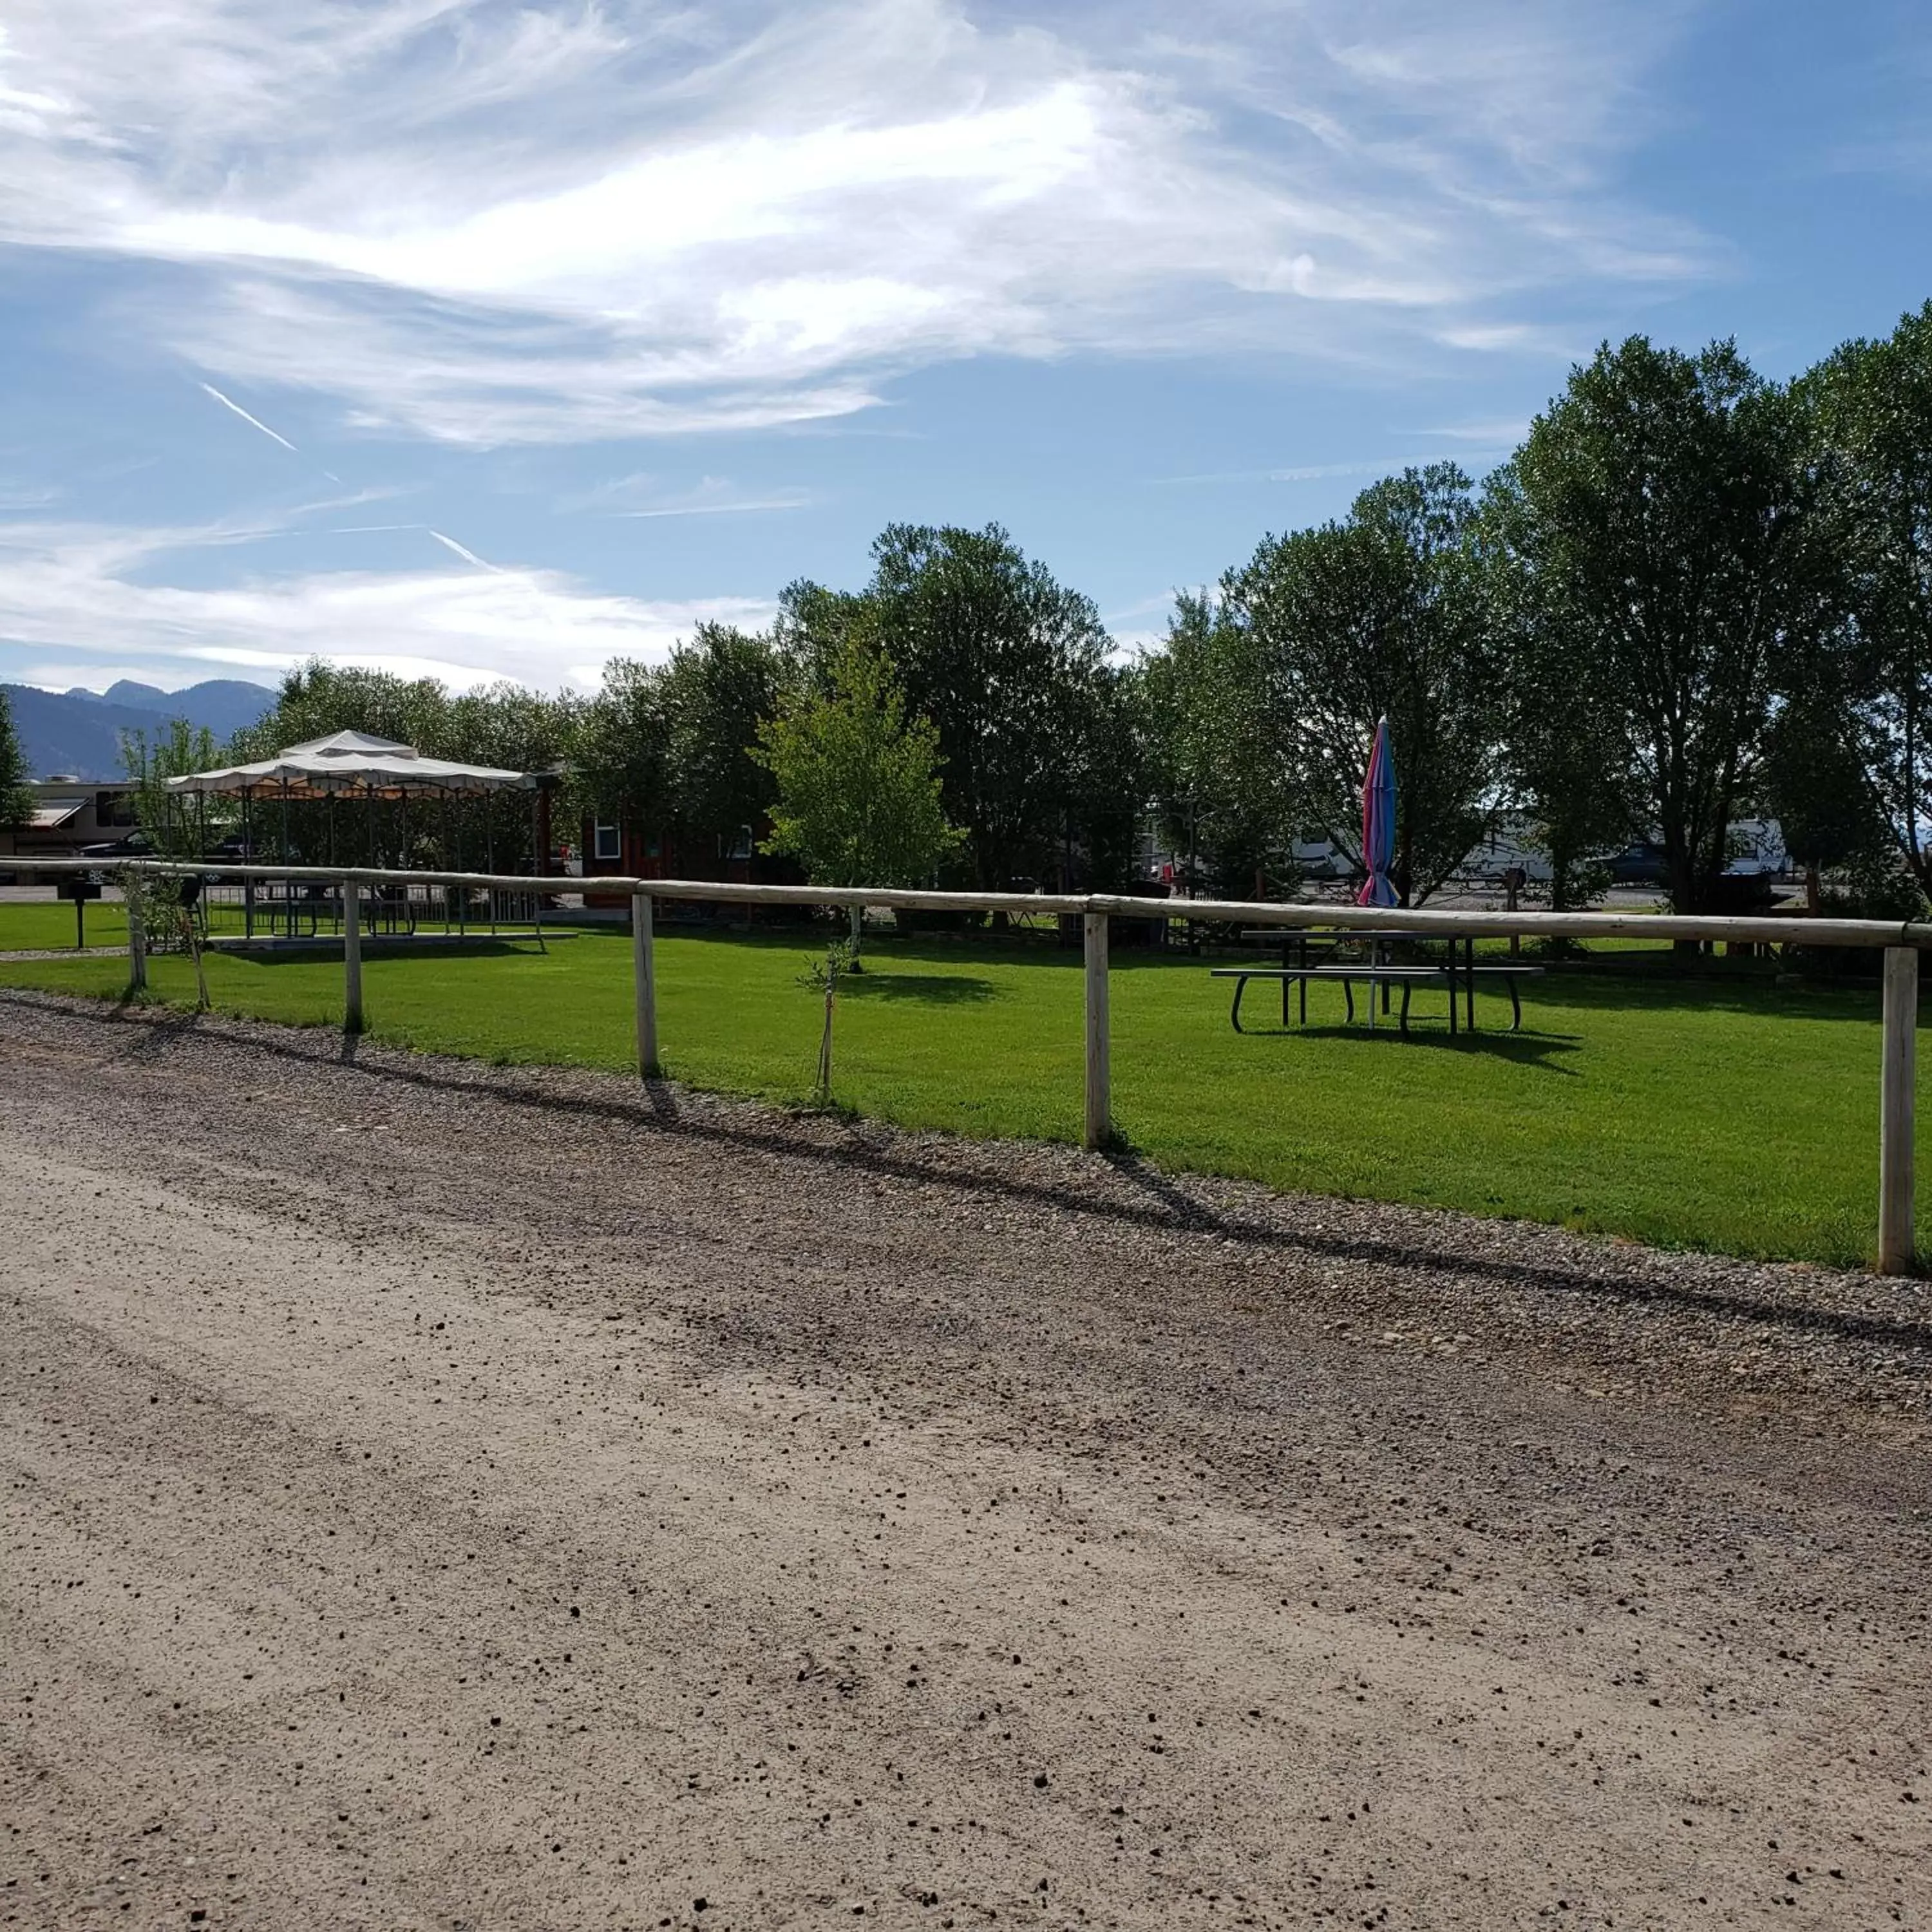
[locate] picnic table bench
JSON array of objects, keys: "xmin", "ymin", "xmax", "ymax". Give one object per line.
[{"xmin": 1212, "ymin": 931, "xmax": 1542, "ymax": 1035}]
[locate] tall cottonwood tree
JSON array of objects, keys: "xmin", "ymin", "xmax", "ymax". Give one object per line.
[
  {"xmin": 1482, "ymin": 473, "xmax": 1636, "ymax": 910},
  {"xmin": 1138, "ymin": 590, "xmax": 1294, "ymax": 896},
  {"xmin": 1222, "ymin": 464, "xmax": 1502, "ymax": 905},
  {"xmin": 660, "ymin": 624, "xmax": 786, "ymax": 857},
  {"xmin": 864, "ymin": 524, "xmax": 1118, "ymax": 891},
  {"xmin": 573, "ymin": 658, "xmax": 672, "ymax": 838},
  {"xmin": 239, "ymin": 661, "xmax": 578, "ymax": 773},
  {"xmin": 1498, "ymin": 337, "xmax": 1816, "ymax": 916},
  {"xmin": 1803, "ymin": 301, "xmax": 1932, "ymax": 891}
]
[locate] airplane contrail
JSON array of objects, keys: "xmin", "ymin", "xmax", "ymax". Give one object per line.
[
  {"xmin": 427, "ymin": 528, "xmax": 498, "ymax": 571},
  {"xmin": 198, "ymin": 381, "xmax": 301, "ymax": 455}
]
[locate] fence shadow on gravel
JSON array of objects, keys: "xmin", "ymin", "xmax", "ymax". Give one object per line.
[{"xmin": 26, "ymin": 989, "xmax": 1932, "ymax": 1361}]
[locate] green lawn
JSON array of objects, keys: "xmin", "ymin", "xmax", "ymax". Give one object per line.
[
  {"xmin": 0, "ymin": 917, "xmax": 1917, "ymax": 1267},
  {"xmin": 0, "ymin": 900, "xmax": 131, "ymax": 951}
]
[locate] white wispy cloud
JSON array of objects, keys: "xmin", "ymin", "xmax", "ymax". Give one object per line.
[
  {"xmin": 1151, "ymin": 457, "xmax": 1450, "ymax": 487},
  {"xmin": 1416, "ymin": 417, "xmax": 1531, "ymax": 446},
  {"xmin": 0, "ymin": 512, "xmax": 772, "ymax": 690},
  {"xmin": 0, "ymin": 0, "xmax": 1710, "ymax": 446},
  {"xmin": 567, "ymin": 472, "xmax": 815, "ymax": 520}
]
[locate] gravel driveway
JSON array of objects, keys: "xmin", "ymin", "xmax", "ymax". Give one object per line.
[{"xmin": 3, "ymin": 990, "xmax": 1930, "ymax": 1931}]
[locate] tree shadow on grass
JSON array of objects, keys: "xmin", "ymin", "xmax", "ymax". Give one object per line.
[
  {"xmin": 837, "ymin": 971, "xmax": 997, "ymax": 1006},
  {"xmin": 1235, "ymin": 1021, "xmax": 1583, "ymax": 1075},
  {"xmin": 231, "ymin": 938, "xmax": 544, "ymax": 968},
  {"xmin": 24, "ymin": 985, "xmax": 1929, "ymax": 1356},
  {"xmin": 1516, "ymin": 964, "xmax": 1897, "ymax": 1026}
]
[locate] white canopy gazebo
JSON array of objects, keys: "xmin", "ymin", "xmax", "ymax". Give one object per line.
[
  {"xmin": 165, "ymin": 730, "xmax": 538, "ymax": 802},
  {"xmin": 164, "ymin": 732, "xmax": 551, "ymax": 939}
]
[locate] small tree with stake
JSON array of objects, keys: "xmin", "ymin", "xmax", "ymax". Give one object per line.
[
  {"xmin": 120, "ymin": 721, "xmax": 222, "ymax": 1007},
  {"xmin": 755, "ymin": 629, "xmax": 962, "ymax": 967},
  {"xmin": 756, "ymin": 630, "xmax": 961, "ymax": 1101}
]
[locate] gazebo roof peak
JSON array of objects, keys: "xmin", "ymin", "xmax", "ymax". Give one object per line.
[{"xmin": 283, "ymin": 729, "xmax": 419, "ymax": 759}]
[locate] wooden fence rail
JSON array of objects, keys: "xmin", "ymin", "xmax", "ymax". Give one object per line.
[{"xmin": 20, "ymin": 857, "xmax": 1930, "ymax": 1274}]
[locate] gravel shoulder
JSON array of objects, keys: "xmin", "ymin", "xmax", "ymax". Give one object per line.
[{"xmin": 3, "ymin": 990, "xmax": 1931, "ymax": 1932}]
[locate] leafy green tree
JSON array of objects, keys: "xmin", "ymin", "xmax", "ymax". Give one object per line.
[
  {"xmin": 446, "ymin": 681, "xmax": 580, "ymax": 776},
  {"xmin": 1500, "ymin": 337, "xmax": 1817, "ymax": 916},
  {"xmin": 1060, "ymin": 655, "xmax": 1146, "ymax": 892},
  {"xmin": 863, "ymin": 524, "xmax": 1115, "ymax": 892},
  {"xmin": 754, "ymin": 628, "xmax": 962, "ymax": 959},
  {"xmin": 0, "ymin": 688, "xmax": 33, "ymax": 831},
  {"xmin": 233, "ymin": 661, "xmax": 452, "ymax": 759},
  {"xmin": 773, "ymin": 578, "xmax": 871, "ymax": 695},
  {"xmin": 120, "ymin": 719, "xmax": 225, "ymax": 858},
  {"xmin": 240, "ymin": 660, "xmax": 574, "ymax": 772},
  {"xmin": 571, "ymin": 658, "xmax": 672, "ymax": 838},
  {"xmin": 571, "ymin": 629, "xmax": 785, "ymax": 864},
  {"xmin": 1138, "ymin": 590, "xmax": 1293, "ymax": 896},
  {"xmin": 1759, "ymin": 692, "xmax": 1891, "ymax": 910},
  {"xmin": 1222, "ymin": 464, "xmax": 1502, "ymax": 905},
  {"xmin": 660, "ymin": 623, "xmax": 784, "ymax": 859},
  {"xmin": 1803, "ymin": 301, "xmax": 1932, "ymax": 891},
  {"xmin": 1481, "ymin": 473, "xmax": 1635, "ymax": 910}
]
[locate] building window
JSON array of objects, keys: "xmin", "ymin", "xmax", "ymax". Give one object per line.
[
  {"xmin": 728, "ymin": 824, "xmax": 753, "ymax": 860},
  {"xmin": 592, "ymin": 822, "xmax": 621, "ymax": 862}
]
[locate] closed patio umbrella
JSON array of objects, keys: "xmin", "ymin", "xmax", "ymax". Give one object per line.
[{"xmin": 1356, "ymin": 715, "xmax": 1399, "ymax": 907}]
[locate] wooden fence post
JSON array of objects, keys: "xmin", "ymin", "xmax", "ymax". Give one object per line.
[
  {"xmin": 1084, "ymin": 910, "xmax": 1110, "ymax": 1150},
  {"xmin": 125, "ymin": 869, "xmax": 146, "ymax": 994},
  {"xmin": 633, "ymin": 888, "xmax": 659, "ymax": 1079},
  {"xmin": 343, "ymin": 878, "xmax": 363, "ymax": 1035},
  {"xmin": 1879, "ymin": 944, "xmax": 1918, "ymax": 1273}
]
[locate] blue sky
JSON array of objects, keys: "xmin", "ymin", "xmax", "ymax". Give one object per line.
[{"xmin": 0, "ymin": 0, "xmax": 1926, "ymax": 695}]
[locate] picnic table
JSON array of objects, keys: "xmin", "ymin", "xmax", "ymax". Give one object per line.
[
  {"xmin": 1211, "ymin": 930, "xmax": 1542, "ymax": 1036},
  {"xmin": 238, "ymin": 881, "xmax": 417, "ymax": 940}
]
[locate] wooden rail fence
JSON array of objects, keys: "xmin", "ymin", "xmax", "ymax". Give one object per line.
[{"xmin": 23, "ymin": 858, "xmax": 1932, "ymax": 1274}]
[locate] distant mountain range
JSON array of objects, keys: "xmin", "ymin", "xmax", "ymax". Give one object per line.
[{"xmin": 4, "ymin": 679, "xmax": 276, "ymax": 782}]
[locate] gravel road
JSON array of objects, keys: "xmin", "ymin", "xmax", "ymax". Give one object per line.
[{"xmin": 4, "ymin": 990, "xmax": 1931, "ymax": 1931}]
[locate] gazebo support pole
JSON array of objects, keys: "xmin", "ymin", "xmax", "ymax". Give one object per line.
[
  {"xmin": 1879, "ymin": 945, "xmax": 1918, "ymax": 1273},
  {"xmin": 242, "ymin": 791, "xmax": 254, "ymax": 940},
  {"xmin": 633, "ymin": 888, "xmax": 659, "ymax": 1079},
  {"xmin": 1083, "ymin": 911, "xmax": 1111, "ymax": 1151},
  {"xmin": 343, "ymin": 878, "xmax": 363, "ymax": 1036}
]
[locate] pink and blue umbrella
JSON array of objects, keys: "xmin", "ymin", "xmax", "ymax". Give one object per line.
[{"xmin": 1356, "ymin": 715, "xmax": 1399, "ymax": 907}]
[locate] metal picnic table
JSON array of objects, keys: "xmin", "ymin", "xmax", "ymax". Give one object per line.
[{"xmin": 1211, "ymin": 929, "xmax": 1542, "ymax": 1035}]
